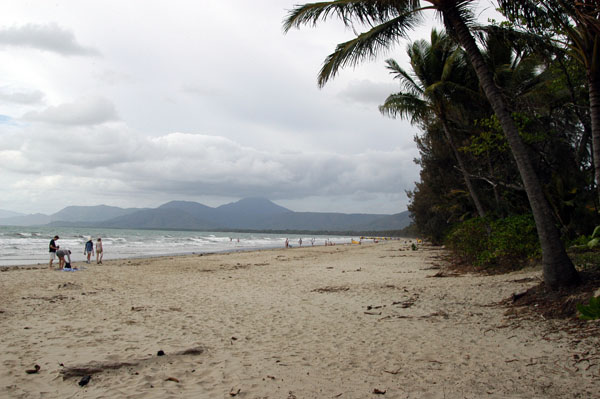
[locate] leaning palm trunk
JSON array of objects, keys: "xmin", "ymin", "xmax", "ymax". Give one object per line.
[
  {"xmin": 440, "ymin": 118, "xmax": 486, "ymax": 219},
  {"xmin": 443, "ymin": 5, "xmax": 579, "ymax": 288},
  {"xmin": 590, "ymin": 71, "xmax": 600, "ymax": 205}
]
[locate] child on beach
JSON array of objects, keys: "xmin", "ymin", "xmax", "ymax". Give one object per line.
[
  {"xmin": 84, "ymin": 237, "xmax": 94, "ymax": 264},
  {"xmin": 96, "ymin": 238, "xmax": 103, "ymax": 264}
]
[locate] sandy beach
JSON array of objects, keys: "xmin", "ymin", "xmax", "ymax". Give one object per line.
[{"xmin": 1, "ymin": 241, "xmax": 598, "ymax": 398}]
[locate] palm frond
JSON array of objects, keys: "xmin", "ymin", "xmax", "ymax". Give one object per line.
[
  {"xmin": 379, "ymin": 92, "xmax": 429, "ymax": 124},
  {"xmin": 283, "ymin": 0, "xmax": 424, "ymax": 32},
  {"xmin": 385, "ymin": 58, "xmax": 424, "ymax": 96},
  {"xmin": 317, "ymin": 12, "xmax": 421, "ymax": 87}
]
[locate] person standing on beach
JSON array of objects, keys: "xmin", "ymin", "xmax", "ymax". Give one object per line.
[
  {"xmin": 84, "ymin": 237, "xmax": 94, "ymax": 264},
  {"xmin": 96, "ymin": 237, "xmax": 103, "ymax": 264},
  {"xmin": 49, "ymin": 235, "xmax": 59, "ymax": 269}
]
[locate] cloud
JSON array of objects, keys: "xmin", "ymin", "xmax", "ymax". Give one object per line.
[
  {"xmin": 0, "ymin": 87, "xmax": 44, "ymax": 104},
  {"xmin": 0, "ymin": 23, "xmax": 99, "ymax": 56},
  {"xmin": 336, "ymin": 79, "xmax": 396, "ymax": 106},
  {"xmin": 22, "ymin": 97, "xmax": 118, "ymax": 126},
  {"xmin": 181, "ymin": 83, "xmax": 224, "ymax": 98},
  {"xmin": 0, "ymin": 127, "xmax": 419, "ymax": 213}
]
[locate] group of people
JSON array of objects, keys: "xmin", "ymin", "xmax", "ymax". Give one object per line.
[
  {"xmin": 284, "ymin": 237, "xmax": 317, "ymax": 248},
  {"xmin": 48, "ymin": 235, "xmax": 103, "ymax": 270}
]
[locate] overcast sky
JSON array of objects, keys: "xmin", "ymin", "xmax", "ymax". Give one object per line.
[{"xmin": 0, "ymin": 1, "xmax": 497, "ymax": 215}]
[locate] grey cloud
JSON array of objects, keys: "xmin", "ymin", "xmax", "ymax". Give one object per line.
[
  {"xmin": 22, "ymin": 97, "xmax": 118, "ymax": 126},
  {"xmin": 0, "ymin": 125, "xmax": 418, "ymax": 214},
  {"xmin": 181, "ymin": 83, "xmax": 224, "ymax": 98},
  {"xmin": 101, "ymin": 132, "xmax": 418, "ymax": 201},
  {"xmin": 337, "ymin": 79, "xmax": 395, "ymax": 106},
  {"xmin": 0, "ymin": 87, "xmax": 44, "ymax": 104},
  {"xmin": 0, "ymin": 23, "xmax": 99, "ymax": 56}
]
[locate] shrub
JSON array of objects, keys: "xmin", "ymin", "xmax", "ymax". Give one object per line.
[
  {"xmin": 445, "ymin": 215, "xmax": 541, "ymax": 269},
  {"xmin": 444, "ymin": 218, "xmax": 490, "ymax": 264}
]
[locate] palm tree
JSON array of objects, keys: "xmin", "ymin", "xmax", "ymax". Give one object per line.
[
  {"xmin": 283, "ymin": 0, "xmax": 580, "ymax": 288},
  {"xmin": 379, "ymin": 29, "xmax": 487, "ymax": 219}
]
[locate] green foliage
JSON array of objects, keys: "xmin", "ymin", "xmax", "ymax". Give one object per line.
[
  {"xmin": 588, "ymin": 238, "xmax": 600, "ymax": 249},
  {"xmin": 411, "ymin": 243, "xmax": 417, "ymax": 251},
  {"xmin": 569, "ymin": 226, "xmax": 600, "ymax": 250},
  {"xmin": 577, "ymin": 297, "xmax": 600, "ymax": 320},
  {"xmin": 445, "ymin": 215, "xmax": 541, "ymax": 268}
]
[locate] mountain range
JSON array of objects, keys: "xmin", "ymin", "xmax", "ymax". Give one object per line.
[{"xmin": 0, "ymin": 198, "xmax": 411, "ymax": 232}]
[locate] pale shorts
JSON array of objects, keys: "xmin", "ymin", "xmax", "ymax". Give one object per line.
[{"xmin": 49, "ymin": 252, "xmax": 56, "ymax": 260}]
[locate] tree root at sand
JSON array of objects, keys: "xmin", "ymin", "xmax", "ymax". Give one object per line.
[{"xmin": 60, "ymin": 346, "xmax": 205, "ymax": 379}]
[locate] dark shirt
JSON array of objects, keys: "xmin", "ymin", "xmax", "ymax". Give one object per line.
[{"xmin": 49, "ymin": 239, "xmax": 57, "ymax": 253}]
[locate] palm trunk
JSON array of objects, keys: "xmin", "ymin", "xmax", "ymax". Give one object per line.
[
  {"xmin": 443, "ymin": 5, "xmax": 579, "ymax": 289},
  {"xmin": 440, "ymin": 118, "xmax": 487, "ymax": 219},
  {"xmin": 486, "ymin": 152, "xmax": 503, "ymax": 214},
  {"xmin": 589, "ymin": 67, "xmax": 600, "ymax": 205}
]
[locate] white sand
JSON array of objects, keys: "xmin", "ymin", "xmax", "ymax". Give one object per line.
[{"xmin": 0, "ymin": 241, "xmax": 598, "ymax": 398}]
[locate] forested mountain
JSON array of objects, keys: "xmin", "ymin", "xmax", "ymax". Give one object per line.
[
  {"xmin": 0, "ymin": 209, "xmax": 23, "ymax": 218},
  {"xmin": 0, "ymin": 198, "xmax": 411, "ymax": 232}
]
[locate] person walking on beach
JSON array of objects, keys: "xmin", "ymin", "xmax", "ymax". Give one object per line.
[
  {"xmin": 96, "ymin": 237, "xmax": 103, "ymax": 264},
  {"xmin": 84, "ymin": 237, "xmax": 94, "ymax": 264},
  {"xmin": 49, "ymin": 235, "xmax": 59, "ymax": 269},
  {"xmin": 298, "ymin": 238, "xmax": 302, "ymax": 247},
  {"xmin": 285, "ymin": 238, "xmax": 289, "ymax": 248}
]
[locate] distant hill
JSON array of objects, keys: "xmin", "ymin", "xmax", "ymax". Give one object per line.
[
  {"xmin": 98, "ymin": 208, "xmax": 218, "ymax": 230},
  {"xmin": 0, "ymin": 209, "xmax": 24, "ymax": 218},
  {"xmin": 213, "ymin": 197, "xmax": 292, "ymax": 229},
  {"xmin": 158, "ymin": 200, "xmax": 215, "ymax": 220},
  {"xmin": 0, "ymin": 198, "xmax": 412, "ymax": 232},
  {"xmin": 51, "ymin": 205, "xmax": 141, "ymax": 222},
  {"xmin": 254, "ymin": 211, "xmax": 391, "ymax": 231},
  {"xmin": 0, "ymin": 213, "xmax": 52, "ymax": 226}
]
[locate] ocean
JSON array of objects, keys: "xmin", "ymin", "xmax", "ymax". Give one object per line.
[{"xmin": 0, "ymin": 225, "xmax": 354, "ymax": 267}]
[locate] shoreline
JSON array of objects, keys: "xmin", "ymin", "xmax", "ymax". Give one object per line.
[
  {"xmin": 0, "ymin": 239, "xmax": 384, "ymax": 270},
  {"xmin": 1, "ymin": 240, "xmax": 597, "ymax": 398}
]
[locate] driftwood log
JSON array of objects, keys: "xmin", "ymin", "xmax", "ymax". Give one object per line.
[{"xmin": 60, "ymin": 346, "xmax": 204, "ymax": 379}]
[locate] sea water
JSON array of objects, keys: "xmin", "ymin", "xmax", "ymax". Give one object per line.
[{"xmin": 0, "ymin": 225, "xmax": 353, "ymax": 266}]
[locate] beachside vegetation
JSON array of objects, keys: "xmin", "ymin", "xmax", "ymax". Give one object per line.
[
  {"xmin": 577, "ymin": 296, "xmax": 600, "ymax": 320},
  {"xmin": 283, "ymin": 0, "xmax": 588, "ymax": 289},
  {"xmin": 445, "ymin": 215, "xmax": 540, "ymax": 269}
]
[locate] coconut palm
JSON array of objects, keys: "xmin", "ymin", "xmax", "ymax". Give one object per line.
[
  {"xmin": 283, "ymin": 0, "xmax": 580, "ymax": 288},
  {"xmin": 379, "ymin": 29, "xmax": 487, "ymax": 219}
]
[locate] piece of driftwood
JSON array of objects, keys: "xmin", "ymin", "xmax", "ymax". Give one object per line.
[
  {"xmin": 511, "ymin": 290, "xmax": 529, "ymax": 302},
  {"xmin": 312, "ymin": 286, "xmax": 349, "ymax": 293},
  {"xmin": 60, "ymin": 346, "xmax": 204, "ymax": 379}
]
